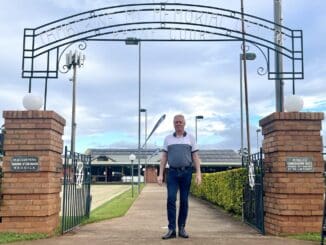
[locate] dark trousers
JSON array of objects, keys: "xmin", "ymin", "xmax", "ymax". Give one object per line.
[{"xmin": 166, "ymin": 167, "xmax": 192, "ymax": 231}]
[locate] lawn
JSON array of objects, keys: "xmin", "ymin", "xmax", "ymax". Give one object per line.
[{"xmin": 0, "ymin": 184, "xmax": 143, "ymax": 244}]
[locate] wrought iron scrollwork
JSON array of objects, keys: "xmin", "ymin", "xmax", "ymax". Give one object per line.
[
  {"xmin": 241, "ymin": 43, "xmax": 268, "ymax": 76},
  {"xmin": 58, "ymin": 41, "xmax": 87, "ymax": 74}
]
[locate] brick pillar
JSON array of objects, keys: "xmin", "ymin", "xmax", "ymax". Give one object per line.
[
  {"xmin": 145, "ymin": 167, "xmax": 157, "ymax": 183},
  {"xmin": 260, "ymin": 112, "xmax": 324, "ymax": 235},
  {"xmin": 0, "ymin": 111, "xmax": 65, "ymax": 234}
]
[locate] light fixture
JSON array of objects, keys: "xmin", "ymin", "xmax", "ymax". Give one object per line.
[
  {"xmin": 241, "ymin": 52, "xmax": 256, "ymax": 60},
  {"xmin": 284, "ymin": 95, "xmax": 304, "ymax": 112},
  {"xmin": 23, "ymin": 93, "xmax": 43, "ymax": 110},
  {"xmin": 125, "ymin": 37, "xmax": 139, "ymax": 45},
  {"xmin": 129, "ymin": 153, "xmax": 136, "ymax": 197},
  {"xmin": 195, "ymin": 115, "xmax": 204, "ymax": 142},
  {"xmin": 129, "ymin": 154, "xmax": 136, "ymax": 162}
]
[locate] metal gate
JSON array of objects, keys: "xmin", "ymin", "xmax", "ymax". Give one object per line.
[
  {"xmin": 243, "ymin": 148, "xmax": 265, "ymax": 234},
  {"xmin": 61, "ymin": 146, "xmax": 92, "ymax": 234}
]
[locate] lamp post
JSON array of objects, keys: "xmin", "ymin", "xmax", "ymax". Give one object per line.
[
  {"xmin": 274, "ymin": 0, "xmax": 284, "ymax": 111},
  {"xmin": 129, "ymin": 154, "xmax": 136, "ymax": 197},
  {"xmin": 65, "ymin": 50, "xmax": 85, "ymax": 153},
  {"xmin": 195, "ymin": 115, "xmax": 204, "ymax": 143},
  {"xmin": 256, "ymin": 129, "xmax": 261, "ymax": 152},
  {"xmin": 125, "ymin": 37, "xmax": 142, "ymax": 194},
  {"xmin": 240, "ymin": 52, "xmax": 256, "ymax": 163},
  {"xmin": 140, "ymin": 108, "xmax": 147, "ymax": 183}
]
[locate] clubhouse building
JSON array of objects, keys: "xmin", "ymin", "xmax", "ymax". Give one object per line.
[{"xmin": 85, "ymin": 148, "xmax": 241, "ymax": 183}]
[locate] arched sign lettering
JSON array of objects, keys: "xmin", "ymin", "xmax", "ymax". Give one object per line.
[{"xmin": 22, "ymin": 3, "xmax": 303, "ymax": 86}]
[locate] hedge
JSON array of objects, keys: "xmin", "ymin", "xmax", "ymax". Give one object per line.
[{"xmin": 190, "ymin": 168, "xmax": 247, "ymax": 215}]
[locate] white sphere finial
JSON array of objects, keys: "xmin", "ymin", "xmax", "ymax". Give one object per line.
[
  {"xmin": 23, "ymin": 93, "xmax": 43, "ymax": 110},
  {"xmin": 284, "ymin": 95, "xmax": 304, "ymax": 112}
]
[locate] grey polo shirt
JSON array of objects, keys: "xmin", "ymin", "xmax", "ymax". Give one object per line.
[{"xmin": 162, "ymin": 132, "xmax": 198, "ymax": 168}]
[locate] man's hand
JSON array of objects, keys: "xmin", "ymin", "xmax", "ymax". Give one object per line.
[
  {"xmin": 158, "ymin": 152, "xmax": 167, "ymax": 186},
  {"xmin": 195, "ymin": 173, "xmax": 202, "ymax": 185},
  {"xmin": 192, "ymin": 151, "xmax": 202, "ymax": 185},
  {"xmin": 157, "ymin": 175, "xmax": 163, "ymax": 186}
]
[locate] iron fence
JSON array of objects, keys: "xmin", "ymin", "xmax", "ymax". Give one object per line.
[
  {"xmin": 243, "ymin": 148, "xmax": 265, "ymax": 234},
  {"xmin": 61, "ymin": 146, "xmax": 92, "ymax": 234}
]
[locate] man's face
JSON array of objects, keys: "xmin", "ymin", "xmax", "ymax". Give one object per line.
[{"xmin": 174, "ymin": 116, "xmax": 185, "ymax": 132}]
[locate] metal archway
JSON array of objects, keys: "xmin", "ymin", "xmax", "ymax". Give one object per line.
[
  {"xmin": 22, "ymin": 2, "xmax": 303, "ymax": 83},
  {"xmin": 21, "ymin": 2, "xmax": 305, "ymax": 235}
]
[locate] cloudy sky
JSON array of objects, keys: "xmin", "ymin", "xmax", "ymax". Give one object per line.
[{"xmin": 0, "ymin": 0, "xmax": 325, "ymax": 154}]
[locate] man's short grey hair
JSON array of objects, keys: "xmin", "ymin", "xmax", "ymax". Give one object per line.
[{"xmin": 174, "ymin": 114, "xmax": 185, "ymax": 122}]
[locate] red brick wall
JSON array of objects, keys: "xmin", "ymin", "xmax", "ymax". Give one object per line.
[
  {"xmin": 145, "ymin": 167, "xmax": 158, "ymax": 183},
  {"xmin": 260, "ymin": 112, "xmax": 324, "ymax": 235},
  {"xmin": 0, "ymin": 111, "xmax": 65, "ymax": 234}
]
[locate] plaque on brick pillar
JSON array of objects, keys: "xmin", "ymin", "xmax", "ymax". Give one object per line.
[
  {"xmin": 286, "ymin": 157, "xmax": 314, "ymax": 172},
  {"xmin": 10, "ymin": 156, "xmax": 39, "ymax": 172}
]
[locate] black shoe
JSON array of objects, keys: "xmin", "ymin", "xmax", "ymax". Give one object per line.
[
  {"xmin": 162, "ymin": 229, "xmax": 176, "ymax": 239},
  {"xmin": 178, "ymin": 227, "xmax": 189, "ymax": 238}
]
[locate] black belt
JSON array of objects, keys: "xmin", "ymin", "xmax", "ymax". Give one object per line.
[{"xmin": 169, "ymin": 166, "xmax": 192, "ymax": 171}]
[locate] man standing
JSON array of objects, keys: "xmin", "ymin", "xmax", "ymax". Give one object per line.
[{"xmin": 157, "ymin": 114, "xmax": 202, "ymax": 239}]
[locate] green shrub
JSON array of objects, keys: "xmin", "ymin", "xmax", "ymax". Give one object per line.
[{"xmin": 191, "ymin": 168, "xmax": 247, "ymax": 215}]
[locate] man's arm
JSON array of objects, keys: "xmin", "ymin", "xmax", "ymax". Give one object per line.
[
  {"xmin": 157, "ymin": 151, "xmax": 167, "ymax": 185},
  {"xmin": 192, "ymin": 151, "xmax": 202, "ymax": 185}
]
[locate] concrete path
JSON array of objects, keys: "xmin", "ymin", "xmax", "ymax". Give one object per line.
[{"xmin": 17, "ymin": 184, "xmax": 319, "ymax": 245}]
